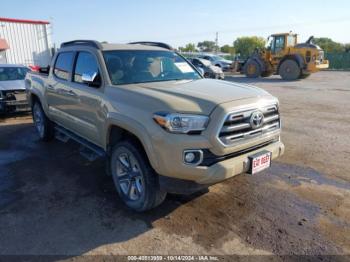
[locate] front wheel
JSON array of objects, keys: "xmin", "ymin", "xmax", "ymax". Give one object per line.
[
  {"xmin": 110, "ymin": 140, "xmax": 166, "ymax": 212},
  {"xmin": 32, "ymin": 101, "xmax": 54, "ymax": 141}
]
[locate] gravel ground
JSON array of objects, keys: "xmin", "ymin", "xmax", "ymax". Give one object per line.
[{"xmin": 0, "ymin": 71, "xmax": 349, "ymax": 260}]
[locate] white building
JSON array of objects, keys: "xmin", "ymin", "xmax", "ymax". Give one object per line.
[{"xmin": 0, "ymin": 17, "xmax": 52, "ymax": 66}]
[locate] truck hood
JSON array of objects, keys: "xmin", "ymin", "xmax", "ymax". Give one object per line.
[
  {"xmin": 134, "ymin": 78, "xmax": 271, "ymax": 114},
  {"xmin": 0, "ymin": 80, "xmax": 25, "ymax": 91}
]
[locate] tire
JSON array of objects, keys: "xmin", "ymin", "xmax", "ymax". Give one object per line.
[
  {"xmin": 244, "ymin": 60, "xmax": 261, "ymax": 78},
  {"xmin": 279, "ymin": 60, "xmax": 301, "ymax": 80},
  {"xmin": 110, "ymin": 140, "xmax": 167, "ymax": 212},
  {"xmin": 32, "ymin": 101, "xmax": 54, "ymax": 141}
]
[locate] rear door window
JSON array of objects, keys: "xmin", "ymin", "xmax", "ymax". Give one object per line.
[{"xmin": 54, "ymin": 52, "xmax": 74, "ymax": 81}]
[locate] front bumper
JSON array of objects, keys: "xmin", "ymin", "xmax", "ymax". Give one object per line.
[
  {"xmin": 0, "ymin": 99, "xmax": 30, "ymax": 113},
  {"xmin": 153, "ymin": 130, "xmax": 284, "ymax": 185},
  {"xmin": 196, "ymin": 140, "xmax": 284, "ymax": 184},
  {"xmin": 0, "ymin": 90, "xmax": 30, "ymax": 114},
  {"xmin": 158, "ymin": 140, "xmax": 284, "ymax": 193}
]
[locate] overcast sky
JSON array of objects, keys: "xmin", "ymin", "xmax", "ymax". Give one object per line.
[{"xmin": 1, "ymin": 0, "xmax": 350, "ymax": 47}]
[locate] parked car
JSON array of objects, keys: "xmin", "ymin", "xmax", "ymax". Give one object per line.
[
  {"xmin": 26, "ymin": 40, "xmax": 284, "ymax": 212},
  {"xmin": 189, "ymin": 58, "xmax": 224, "ymax": 79},
  {"xmin": 0, "ymin": 64, "xmax": 30, "ymax": 114},
  {"xmin": 198, "ymin": 54, "xmax": 233, "ymax": 71}
]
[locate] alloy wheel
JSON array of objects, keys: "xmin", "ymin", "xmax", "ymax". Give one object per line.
[
  {"xmin": 33, "ymin": 104, "xmax": 44, "ymax": 138},
  {"xmin": 116, "ymin": 151, "xmax": 144, "ymax": 201}
]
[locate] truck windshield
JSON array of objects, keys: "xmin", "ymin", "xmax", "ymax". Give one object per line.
[
  {"xmin": 103, "ymin": 50, "xmax": 201, "ymax": 85},
  {"xmin": 0, "ymin": 67, "xmax": 29, "ymax": 81}
]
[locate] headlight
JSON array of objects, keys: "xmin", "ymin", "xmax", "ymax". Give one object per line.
[{"xmin": 153, "ymin": 112, "xmax": 209, "ymax": 134}]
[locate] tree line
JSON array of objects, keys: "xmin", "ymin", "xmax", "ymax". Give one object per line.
[{"xmin": 178, "ymin": 36, "xmax": 350, "ymax": 58}]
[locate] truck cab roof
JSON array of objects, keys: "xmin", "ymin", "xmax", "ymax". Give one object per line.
[{"xmin": 59, "ymin": 40, "xmax": 172, "ymax": 52}]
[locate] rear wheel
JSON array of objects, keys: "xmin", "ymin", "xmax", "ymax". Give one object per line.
[
  {"xmin": 244, "ymin": 60, "xmax": 261, "ymax": 78},
  {"xmin": 32, "ymin": 101, "xmax": 54, "ymax": 141},
  {"xmin": 279, "ymin": 60, "xmax": 301, "ymax": 80},
  {"xmin": 110, "ymin": 140, "xmax": 166, "ymax": 212}
]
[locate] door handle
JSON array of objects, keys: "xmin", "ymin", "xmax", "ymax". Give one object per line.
[{"xmin": 47, "ymin": 84, "xmax": 54, "ymax": 91}]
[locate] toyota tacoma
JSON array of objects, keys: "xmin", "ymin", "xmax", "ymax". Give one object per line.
[{"xmin": 25, "ymin": 40, "xmax": 284, "ymax": 211}]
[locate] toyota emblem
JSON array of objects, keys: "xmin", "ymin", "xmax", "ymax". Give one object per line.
[{"xmin": 250, "ymin": 111, "xmax": 264, "ymax": 129}]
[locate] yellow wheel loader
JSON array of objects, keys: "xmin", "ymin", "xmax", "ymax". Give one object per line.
[{"xmin": 234, "ymin": 33, "xmax": 329, "ymax": 80}]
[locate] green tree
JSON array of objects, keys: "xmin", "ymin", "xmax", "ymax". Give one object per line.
[
  {"xmin": 313, "ymin": 38, "xmax": 345, "ymax": 53},
  {"xmin": 178, "ymin": 43, "xmax": 197, "ymax": 52},
  {"xmin": 197, "ymin": 41, "xmax": 217, "ymax": 52},
  {"xmin": 220, "ymin": 44, "xmax": 235, "ymax": 55},
  {"xmin": 233, "ymin": 36, "xmax": 266, "ymax": 58},
  {"xmin": 344, "ymin": 43, "xmax": 350, "ymax": 53}
]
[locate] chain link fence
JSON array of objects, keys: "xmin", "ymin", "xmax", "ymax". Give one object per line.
[{"xmin": 325, "ymin": 52, "xmax": 350, "ymax": 70}]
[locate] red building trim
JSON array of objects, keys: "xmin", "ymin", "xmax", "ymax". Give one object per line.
[{"xmin": 0, "ymin": 17, "xmax": 50, "ymax": 25}]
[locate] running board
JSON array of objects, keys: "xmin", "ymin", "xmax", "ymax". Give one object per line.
[{"xmin": 54, "ymin": 125, "xmax": 106, "ymax": 161}]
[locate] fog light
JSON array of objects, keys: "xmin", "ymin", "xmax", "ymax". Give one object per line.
[
  {"xmin": 185, "ymin": 152, "xmax": 195, "ymax": 163},
  {"xmin": 183, "ymin": 150, "xmax": 203, "ymax": 165}
]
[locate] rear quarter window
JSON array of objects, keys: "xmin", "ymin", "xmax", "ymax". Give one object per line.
[{"xmin": 54, "ymin": 52, "xmax": 74, "ymax": 81}]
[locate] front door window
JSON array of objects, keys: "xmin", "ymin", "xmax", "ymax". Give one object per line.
[{"xmin": 273, "ymin": 36, "xmax": 285, "ymax": 54}]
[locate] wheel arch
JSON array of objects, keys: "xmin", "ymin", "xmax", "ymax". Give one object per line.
[
  {"xmin": 29, "ymin": 93, "xmax": 40, "ymax": 107},
  {"xmin": 105, "ymin": 115, "xmax": 159, "ymax": 171},
  {"xmin": 28, "ymin": 90, "xmax": 50, "ymax": 116}
]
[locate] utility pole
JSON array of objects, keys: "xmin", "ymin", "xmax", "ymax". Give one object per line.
[{"xmin": 215, "ymin": 32, "xmax": 219, "ymax": 54}]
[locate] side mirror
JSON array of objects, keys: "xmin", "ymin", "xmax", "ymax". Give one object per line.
[
  {"xmin": 197, "ymin": 67, "xmax": 205, "ymax": 76},
  {"xmin": 82, "ymin": 72, "xmax": 100, "ymax": 87},
  {"xmin": 39, "ymin": 66, "xmax": 50, "ymax": 74}
]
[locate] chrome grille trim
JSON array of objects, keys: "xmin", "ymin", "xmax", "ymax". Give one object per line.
[{"xmin": 217, "ymin": 103, "xmax": 281, "ymax": 147}]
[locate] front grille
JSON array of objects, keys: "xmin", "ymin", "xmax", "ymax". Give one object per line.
[
  {"xmin": 0, "ymin": 90, "xmax": 29, "ymax": 112},
  {"xmin": 218, "ymin": 104, "xmax": 280, "ymax": 146},
  {"xmin": 1, "ymin": 90, "xmax": 27, "ymax": 101}
]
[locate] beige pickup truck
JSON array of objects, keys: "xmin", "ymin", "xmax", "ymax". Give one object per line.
[{"xmin": 25, "ymin": 40, "xmax": 284, "ymax": 211}]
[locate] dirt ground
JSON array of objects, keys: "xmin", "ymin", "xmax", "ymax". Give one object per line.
[{"xmin": 0, "ymin": 71, "xmax": 349, "ymax": 260}]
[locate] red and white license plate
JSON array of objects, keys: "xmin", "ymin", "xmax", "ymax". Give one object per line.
[{"xmin": 248, "ymin": 151, "xmax": 272, "ymax": 175}]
